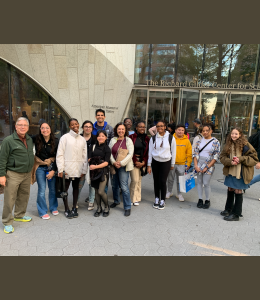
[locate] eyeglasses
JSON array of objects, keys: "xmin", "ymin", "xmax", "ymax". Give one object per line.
[
  {"xmin": 40, "ymin": 127, "xmax": 50, "ymax": 130},
  {"xmin": 84, "ymin": 126, "xmax": 92, "ymax": 129},
  {"xmin": 16, "ymin": 124, "xmax": 29, "ymax": 127}
]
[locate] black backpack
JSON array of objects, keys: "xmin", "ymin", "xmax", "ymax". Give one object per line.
[{"xmin": 152, "ymin": 134, "xmax": 173, "ymax": 151}]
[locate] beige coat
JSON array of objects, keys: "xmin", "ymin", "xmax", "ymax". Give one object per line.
[{"xmin": 31, "ymin": 156, "xmax": 55, "ymax": 184}]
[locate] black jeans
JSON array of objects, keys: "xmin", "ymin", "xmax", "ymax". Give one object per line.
[
  {"xmin": 151, "ymin": 158, "xmax": 171, "ymax": 201},
  {"xmin": 63, "ymin": 177, "xmax": 80, "ymax": 210}
]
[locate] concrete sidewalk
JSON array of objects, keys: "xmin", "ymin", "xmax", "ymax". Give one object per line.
[{"xmin": 0, "ymin": 164, "xmax": 260, "ymax": 256}]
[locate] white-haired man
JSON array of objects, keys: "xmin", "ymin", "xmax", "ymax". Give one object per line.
[{"xmin": 0, "ymin": 117, "xmax": 34, "ymax": 234}]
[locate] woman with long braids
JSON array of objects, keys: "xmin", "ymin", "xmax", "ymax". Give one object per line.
[
  {"xmin": 31, "ymin": 122, "xmax": 59, "ymax": 219},
  {"xmin": 220, "ymin": 127, "xmax": 258, "ymax": 221},
  {"xmin": 193, "ymin": 123, "xmax": 220, "ymax": 209},
  {"xmin": 129, "ymin": 121, "xmax": 150, "ymax": 206},
  {"xmin": 56, "ymin": 118, "xmax": 88, "ymax": 218}
]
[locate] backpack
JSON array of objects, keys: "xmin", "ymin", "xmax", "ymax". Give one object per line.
[
  {"xmin": 152, "ymin": 134, "xmax": 173, "ymax": 151},
  {"xmin": 248, "ymin": 131, "xmax": 260, "ymax": 151}
]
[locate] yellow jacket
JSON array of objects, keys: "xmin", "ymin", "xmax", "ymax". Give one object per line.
[{"xmin": 173, "ymin": 133, "xmax": 192, "ymax": 166}]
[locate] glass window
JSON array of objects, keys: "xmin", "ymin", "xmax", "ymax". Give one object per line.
[
  {"xmin": 230, "ymin": 44, "xmax": 258, "ymax": 85},
  {"xmin": 251, "ymin": 94, "xmax": 260, "ymax": 135},
  {"xmin": 200, "ymin": 92, "xmax": 226, "ymax": 144},
  {"xmin": 134, "ymin": 44, "xmax": 150, "ymax": 84},
  {"xmin": 228, "ymin": 93, "xmax": 253, "ymax": 137},
  {"xmin": 147, "ymin": 91, "xmax": 171, "ymax": 129},
  {"xmin": 50, "ymin": 100, "xmax": 69, "ymax": 139},
  {"xmin": 177, "ymin": 44, "xmax": 204, "ymax": 83},
  {"xmin": 10, "ymin": 67, "xmax": 49, "ymax": 136},
  {"xmin": 179, "ymin": 90, "xmax": 200, "ymax": 135},
  {"xmin": 0, "ymin": 60, "xmax": 10, "ymax": 144},
  {"xmin": 203, "ymin": 44, "xmax": 233, "ymax": 85},
  {"xmin": 125, "ymin": 89, "xmax": 147, "ymax": 131},
  {"xmin": 136, "ymin": 45, "xmax": 143, "ymax": 50}
]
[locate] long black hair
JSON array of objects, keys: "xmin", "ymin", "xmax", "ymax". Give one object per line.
[{"xmin": 35, "ymin": 122, "xmax": 56, "ymax": 155}]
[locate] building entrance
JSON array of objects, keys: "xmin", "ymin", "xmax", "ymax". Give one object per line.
[{"xmin": 125, "ymin": 87, "xmax": 260, "ymax": 148}]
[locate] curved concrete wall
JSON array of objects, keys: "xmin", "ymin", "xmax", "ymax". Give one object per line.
[{"xmin": 0, "ymin": 44, "xmax": 135, "ymax": 126}]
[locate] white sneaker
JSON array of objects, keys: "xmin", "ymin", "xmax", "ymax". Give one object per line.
[
  {"xmin": 176, "ymin": 194, "xmax": 185, "ymax": 201},
  {"xmin": 158, "ymin": 200, "xmax": 165, "ymax": 210},
  {"xmin": 153, "ymin": 198, "xmax": 160, "ymax": 209},
  {"xmin": 133, "ymin": 202, "xmax": 139, "ymax": 206},
  {"xmin": 42, "ymin": 214, "xmax": 50, "ymax": 220},
  {"xmin": 166, "ymin": 192, "xmax": 173, "ymax": 199},
  {"xmin": 258, "ymin": 198, "xmax": 260, "ymax": 201}
]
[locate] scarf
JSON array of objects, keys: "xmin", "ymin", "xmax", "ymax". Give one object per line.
[
  {"xmin": 136, "ymin": 133, "xmax": 147, "ymax": 176},
  {"xmin": 228, "ymin": 144, "xmax": 242, "ymax": 179}
]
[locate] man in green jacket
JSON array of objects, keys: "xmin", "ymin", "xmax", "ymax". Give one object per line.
[{"xmin": 0, "ymin": 117, "xmax": 34, "ymax": 234}]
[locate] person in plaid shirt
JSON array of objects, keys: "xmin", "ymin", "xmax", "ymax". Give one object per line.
[{"xmin": 193, "ymin": 123, "xmax": 220, "ymax": 209}]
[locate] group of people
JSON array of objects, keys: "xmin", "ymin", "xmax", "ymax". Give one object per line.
[{"xmin": 0, "ymin": 108, "xmax": 259, "ymax": 234}]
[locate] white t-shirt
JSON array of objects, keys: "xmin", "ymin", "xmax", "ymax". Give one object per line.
[{"xmin": 199, "ymin": 137, "xmax": 213, "ymax": 157}]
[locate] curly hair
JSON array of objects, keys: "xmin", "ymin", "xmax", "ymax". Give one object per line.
[
  {"xmin": 223, "ymin": 127, "xmax": 248, "ymax": 155},
  {"xmin": 35, "ymin": 122, "xmax": 56, "ymax": 155},
  {"xmin": 202, "ymin": 122, "xmax": 215, "ymax": 133},
  {"xmin": 113, "ymin": 122, "xmax": 129, "ymax": 137}
]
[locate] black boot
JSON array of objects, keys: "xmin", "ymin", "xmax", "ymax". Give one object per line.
[
  {"xmin": 203, "ymin": 200, "xmax": 210, "ymax": 209},
  {"xmin": 220, "ymin": 190, "xmax": 234, "ymax": 216},
  {"xmin": 232, "ymin": 193, "xmax": 243, "ymax": 217},
  {"xmin": 94, "ymin": 206, "xmax": 102, "ymax": 217}
]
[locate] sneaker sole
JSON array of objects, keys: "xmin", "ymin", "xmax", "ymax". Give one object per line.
[
  {"xmin": 88, "ymin": 208, "xmax": 94, "ymax": 211},
  {"xmin": 42, "ymin": 217, "xmax": 50, "ymax": 220},
  {"xmin": 14, "ymin": 218, "xmax": 31, "ymax": 222},
  {"xmin": 158, "ymin": 206, "xmax": 165, "ymax": 210},
  {"xmin": 179, "ymin": 199, "xmax": 184, "ymax": 202},
  {"xmin": 4, "ymin": 228, "xmax": 14, "ymax": 234},
  {"xmin": 153, "ymin": 205, "xmax": 159, "ymax": 209}
]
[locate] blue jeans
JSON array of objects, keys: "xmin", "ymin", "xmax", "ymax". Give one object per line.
[
  {"xmin": 78, "ymin": 177, "xmax": 95, "ymax": 203},
  {"xmin": 36, "ymin": 166, "xmax": 58, "ymax": 217},
  {"xmin": 249, "ymin": 174, "xmax": 260, "ymax": 186},
  {"xmin": 112, "ymin": 167, "xmax": 131, "ymax": 210}
]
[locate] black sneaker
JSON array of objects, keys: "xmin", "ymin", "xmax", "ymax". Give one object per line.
[
  {"xmin": 71, "ymin": 207, "xmax": 78, "ymax": 218},
  {"xmin": 203, "ymin": 200, "xmax": 210, "ymax": 209},
  {"xmin": 153, "ymin": 198, "xmax": 160, "ymax": 209},
  {"xmin": 64, "ymin": 210, "xmax": 73, "ymax": 219},
  {"xmin": 158, "ymin": 200, "xmax": 165, "ymax": 210},
  {"xmin": 197, "ymin": 199, "xmax": 203, "ymax": 208}
]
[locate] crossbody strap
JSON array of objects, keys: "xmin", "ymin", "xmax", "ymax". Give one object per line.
[{"xmin": 199, "ymin": 139, "xmax": 214, "ymax": 153}]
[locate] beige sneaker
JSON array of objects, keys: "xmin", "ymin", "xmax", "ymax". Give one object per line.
[
  {"xmin": 177, "ymin": 194, "xmax": 184, "ymax": 202},
  {"xmin": 88, "ymin": 203, "xmax": 94, "ymax": 210}
]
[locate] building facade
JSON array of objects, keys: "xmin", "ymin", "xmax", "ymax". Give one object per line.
[{"xmin": 1, "ymin": 44, "xmax": 260, "ymax": 147}]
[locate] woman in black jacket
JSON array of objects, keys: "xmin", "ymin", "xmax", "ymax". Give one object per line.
[
  {"xmin": 89, "ymin": 130, "xmax": 111, "ymax": 217},
  {"xmin": 32, "ymin": 122, "xmax": 59, "ymax": 220}
]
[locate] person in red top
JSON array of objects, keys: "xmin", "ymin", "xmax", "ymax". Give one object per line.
[{"xmin": 129, "ymin": 121, "xmax": 150, "ymax": 206}]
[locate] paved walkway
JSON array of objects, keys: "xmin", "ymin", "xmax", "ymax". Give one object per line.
[{"xmin": 0, "ymin": 164, "xmax": 260, "ymax": 256}]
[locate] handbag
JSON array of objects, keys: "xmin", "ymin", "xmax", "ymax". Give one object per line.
[
  {"xmin": 55, "ymin": 171, "xmax": 68, "ymax": 198},
  {"xmin": 179, "ymin": 171, "xmax": 196, "ymax": 193}
]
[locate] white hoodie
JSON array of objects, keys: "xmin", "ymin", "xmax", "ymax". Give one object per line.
[
  {"xmin": 147, "ymin": 131, "xmax": 176, "ymax": 167},
  {"xmin": 56, "ymin": 130, "xmax": 88, "ymax": 178}
]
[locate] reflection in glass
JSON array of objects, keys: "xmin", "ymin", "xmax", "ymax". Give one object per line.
[
  {"xmin": 179, "ymin": 90, "xmax": 199, "ymax": 135},
  {"xmin": 0, "ymin": 60, "xmax": 10, "ymax": 143},
  {"xmin": 177, "ymin": 44, "xmax": 204, "ymax": 83},
  {"xmin": 200, "ymin": 92, "xmax": 225, "ymax": 144},
  {"xmin": 147, "ymin": 91, "xmax": 171, "ymax": 129},
  {"xmin": 228, "ymin": 94, "xmax": 253, "ymax": 137},
  {"xmin": 203, "ymin": 44, "xmax": 233, "ymax": 85},
  {"xmin": 251, "ymin": 95, "xmax": 260, "ymax": 135},
  {"xmin": 126, "ymin": 90, "xmax": 147, "ymax": 130},
  {"xmin": 230, "ymin": 44, "xmax": 258, "ymax": 85},
  {"xmin": 50, "ymin": 100, "xmax": 69, "ymax": 139},
  {"xmin": 11, "ymin": 67, "xmax": 49, "ymax": 136}
]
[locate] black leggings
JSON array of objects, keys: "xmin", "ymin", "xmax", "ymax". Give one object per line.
[
  {"xmin": 151, "ymin": 158, "xmax": 171, "ymax": 201},
  {"xmin": 63, "ymin": 177, "xmax": 80, "ymax": 210}
]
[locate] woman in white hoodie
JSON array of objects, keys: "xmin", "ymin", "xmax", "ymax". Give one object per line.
[
  {"xmin": 147, "ymin": 120, "xmax": 176, "ymax": 210},
  {"xmin": 56, "ymin": 118, "xmax": 87, "ymax": 218}
]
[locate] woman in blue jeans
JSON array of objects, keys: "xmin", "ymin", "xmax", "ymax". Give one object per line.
[
  {"xmin": 109, "ymin": 122, "xmax": 134, "ymax": 216},
  {"xmin": 32, "ymin": 122, "xmax": 59, "ymax": 219}
]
